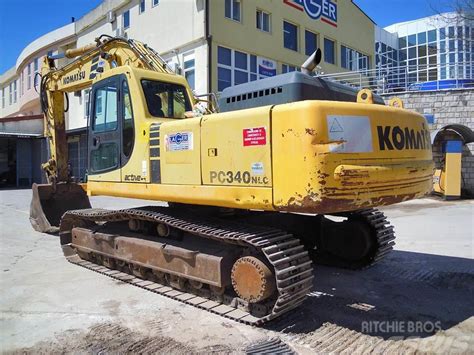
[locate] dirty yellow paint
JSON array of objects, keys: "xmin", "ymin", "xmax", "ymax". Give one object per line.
[{"xmin": 85, "ymin": 68, "xmax": 433, "ymax": 214}]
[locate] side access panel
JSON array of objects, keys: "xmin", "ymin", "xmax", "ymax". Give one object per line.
[
  {"xmin": 201, "ymin": 106, "xmax": 273, "ymax": 189},
  {"xmin": 160, "ymin": 117, "xmax": 202, "ymax": 185}
]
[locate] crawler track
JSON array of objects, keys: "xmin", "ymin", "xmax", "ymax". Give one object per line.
[
  {"xmin": 359, "ymin": 208, "xmax": 397, "ymax": 265},
  {"xmin": 245, "ymin": 338, "xmax": 295, "ymax": 354},
  {"xmin": 59, "ymin": 207, "xmax": 314, "ymax": 325},
  {"xmin": 314, "ymin": 208, "xmax": 396, "ymax": 269}
]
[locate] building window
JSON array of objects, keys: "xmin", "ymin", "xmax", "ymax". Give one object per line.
[
  {"xmin": 13, "ymin": 80, "xmax": 17, "ymax": 103},
  {"xmin": 234, "ymin": 50, "xmax": 248, "ymax": 85},
  {"xmin": 34, "ymin": 58, "xmax": 39, "ymax": 88},
  {"xmin": 27, "ymin": 63, "xmax": 31, "ymax": 90},
  {"xmin": 341, "ymin": 45, "xmax": 369, "ymax": 71},
  {"xmin": 283, "ymin": 21, "xmax": 298, "ymax": 51},
  {"xmin": 256, "ymin": 9, "xmax": 270, "ymax": 32},
  {"xmin": 183, "ymin": 54, "xmax": 195, "ymax": 90},
  {"xmin": 217, "ymin": 46, "xmax": 264, "ymax": 92},
  {"xmin": 341, "ymin": 45, "xmax": 348, "ymax": 69},
  {"xmin": 20, "ymin": 71, "xmax": 24, "ymax": 96},
  {"xmin": 324, "ymin": 38, "xmax": 335, "ymax": 64},
  {"xmin": 428, "ymin": 30, "xmax": 436, "ymax": 43},
  {"xmin": 152, "ymin": 0, "xmax": 159, "ymax": 6},
  {"xmin": 448, "ymin": 26, "xmax": 455, "ymax": 38},
  {"xmin": 225, "ymin": 0, "xmax": 241, "ymax": 22},
  {"xmin": 417, "ymin": 32, "xmax": 426, "ymax": 45},
  {"xmin": 305, "ymin": 30, "xmax": 317, "ymax": 56},
  {"xmin": 399, "ymin": 37, "xmax": 407, "ymax": 48},
  {"xmin": 139, "ymin": 0, "xmax": 145, "ymax": 13},
  {"xmin": 123, "ymin": 10, "xmax": 130, "ymax": 29},
  {"xmin": 449, "ymin": 39, "xmax": 455, "ymax": 51},
  {"xmin": 218, "ymin": 47, "xmax": 232, "ymax": 91},
  {"xmin": 9, "ymin": 83, "xmax": 12, "ymax": 105},
  {"xmin": 282, "ymin": 64, "xmax": 298, "ymax": 73}
]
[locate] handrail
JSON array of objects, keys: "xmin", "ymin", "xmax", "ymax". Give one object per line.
[{"xmin": 318, "ymin": 61, "xmax": 474, "ymax": 94}]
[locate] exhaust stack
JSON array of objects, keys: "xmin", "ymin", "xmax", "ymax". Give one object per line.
[{"xmin": 301, "ymin": 48, "xmax": 322, "ymax": 75}]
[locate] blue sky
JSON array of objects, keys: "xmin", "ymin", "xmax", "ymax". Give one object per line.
[
  {"xmin": 0, "ymin": 0, "xmax": 453, "ymax": 75},
  {"xmin": 355, "ymin": 0, "xmax": 452, "ymax": 26},
  {"xmin": 0, "ymin": 0, "xmax": 102, "ymax": 74}
]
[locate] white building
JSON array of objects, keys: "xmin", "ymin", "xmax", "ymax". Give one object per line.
[{"xmin": 375, "ymin": 12, "xmax": 474, "ymax": 90}]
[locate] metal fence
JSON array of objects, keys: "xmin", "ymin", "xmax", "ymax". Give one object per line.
[{"xmin": 318, "ymin": 61, "xmax": 474, "ymax": 95}]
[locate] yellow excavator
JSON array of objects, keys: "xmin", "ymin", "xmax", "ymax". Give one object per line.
[{"xmin": 30, "ymin": 35, "xmax": 433, "ymax": 325}]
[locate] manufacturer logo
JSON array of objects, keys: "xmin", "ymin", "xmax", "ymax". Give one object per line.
[
  {"xmin": 284, "ymin": 0, "xmax": 338, "ymax": 27},
  {"xmin": 170, "ymin": 133, "xmax": 186, "ymax": 144},
  {"xmin": 377, "ymin": 125, "xmax": 431, "ymax": 151},
  {"xmin": 62, "ymin": 71, "xmax": 86, "ymax": 85}
]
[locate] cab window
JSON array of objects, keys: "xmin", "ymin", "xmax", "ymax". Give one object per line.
[
  {"xmin": 93, "ymin": 84, "xmax": 118, "ymax": 132},
  {"xmin": 122, "ymin": 80, "xmax": 134, "ymax": 158},
  {"xmin": 141, "ymin": 80, "xmax": 192, "ymax": 118}
]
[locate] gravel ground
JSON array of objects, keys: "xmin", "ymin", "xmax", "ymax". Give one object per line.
[{"xmin": 0, "ymin": 189, "xmax": 472, "ymax": 354}]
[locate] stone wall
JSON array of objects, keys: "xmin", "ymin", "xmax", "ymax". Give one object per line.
[{"xmin": 383, "ymin": 89, "xmax": 474, "ymax": 196}]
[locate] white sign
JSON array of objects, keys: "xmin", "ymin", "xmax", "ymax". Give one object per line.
[
  {"xmin": 257, "ymin": 57, "xmax": 277, "ymax": 77},
  {"xmin": 327, "ymin": 115, "xmax": 373, "ymax": 153},
  {"xmin": 165, "ymin": 132, "xmax": 193, "ymax": 151}
]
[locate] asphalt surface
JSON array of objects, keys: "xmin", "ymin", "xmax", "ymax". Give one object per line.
[{"xmin": 0, "ymin": 189, "xmax": 473, "ymax": 353}]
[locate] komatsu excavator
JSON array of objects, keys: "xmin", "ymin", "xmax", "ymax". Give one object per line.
[{"xmin": 30, "ymin": 35, "xmax": 433, "ymax": 325}]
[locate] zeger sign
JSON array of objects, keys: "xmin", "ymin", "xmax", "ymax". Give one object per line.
[{"xmin": 284, "ymin": 0, "xmax": 338, "ymax": 27}]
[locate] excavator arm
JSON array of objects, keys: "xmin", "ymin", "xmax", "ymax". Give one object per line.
[{"xmin": 31, "ymin": 35, "xmax": 182, "ymax": 232}]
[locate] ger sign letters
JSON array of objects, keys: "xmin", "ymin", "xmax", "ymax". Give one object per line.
[{"xmin": 284, "ymin": 0, "xmax": 338, "ymax": 27}]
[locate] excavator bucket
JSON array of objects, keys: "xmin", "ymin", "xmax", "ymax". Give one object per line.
[{"xmin": 30, "ymin": 183, "xmax": 91, "ymax": 233}]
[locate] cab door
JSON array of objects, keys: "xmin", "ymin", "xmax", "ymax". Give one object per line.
[{"xmin": 88, "ymin": 76, "xmax": 121, "ymax": 182}]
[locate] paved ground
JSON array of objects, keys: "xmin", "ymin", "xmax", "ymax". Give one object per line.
[{"xmin": 0, "ymin": 189, "xmax": 473, "ymax": 353}]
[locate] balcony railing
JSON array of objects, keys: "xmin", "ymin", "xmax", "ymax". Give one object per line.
[{"xmin": 318, "ymin": 61, "xmax": 474, "ymax": 95}]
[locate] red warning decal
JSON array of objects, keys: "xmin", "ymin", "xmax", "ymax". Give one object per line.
[{"xmin": 243, "ymin": 127, "xmax": 267, "ymax": 146}]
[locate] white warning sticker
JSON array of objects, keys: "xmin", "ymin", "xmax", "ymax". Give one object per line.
[{"xmin": 327, "ymin": 115, "xmax": 373, "ymax": 153}]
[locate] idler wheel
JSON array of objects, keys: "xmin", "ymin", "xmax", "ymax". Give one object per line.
[{"xmin": 231, "ymin": 256, "xmax": 276, "ymax": 303}]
